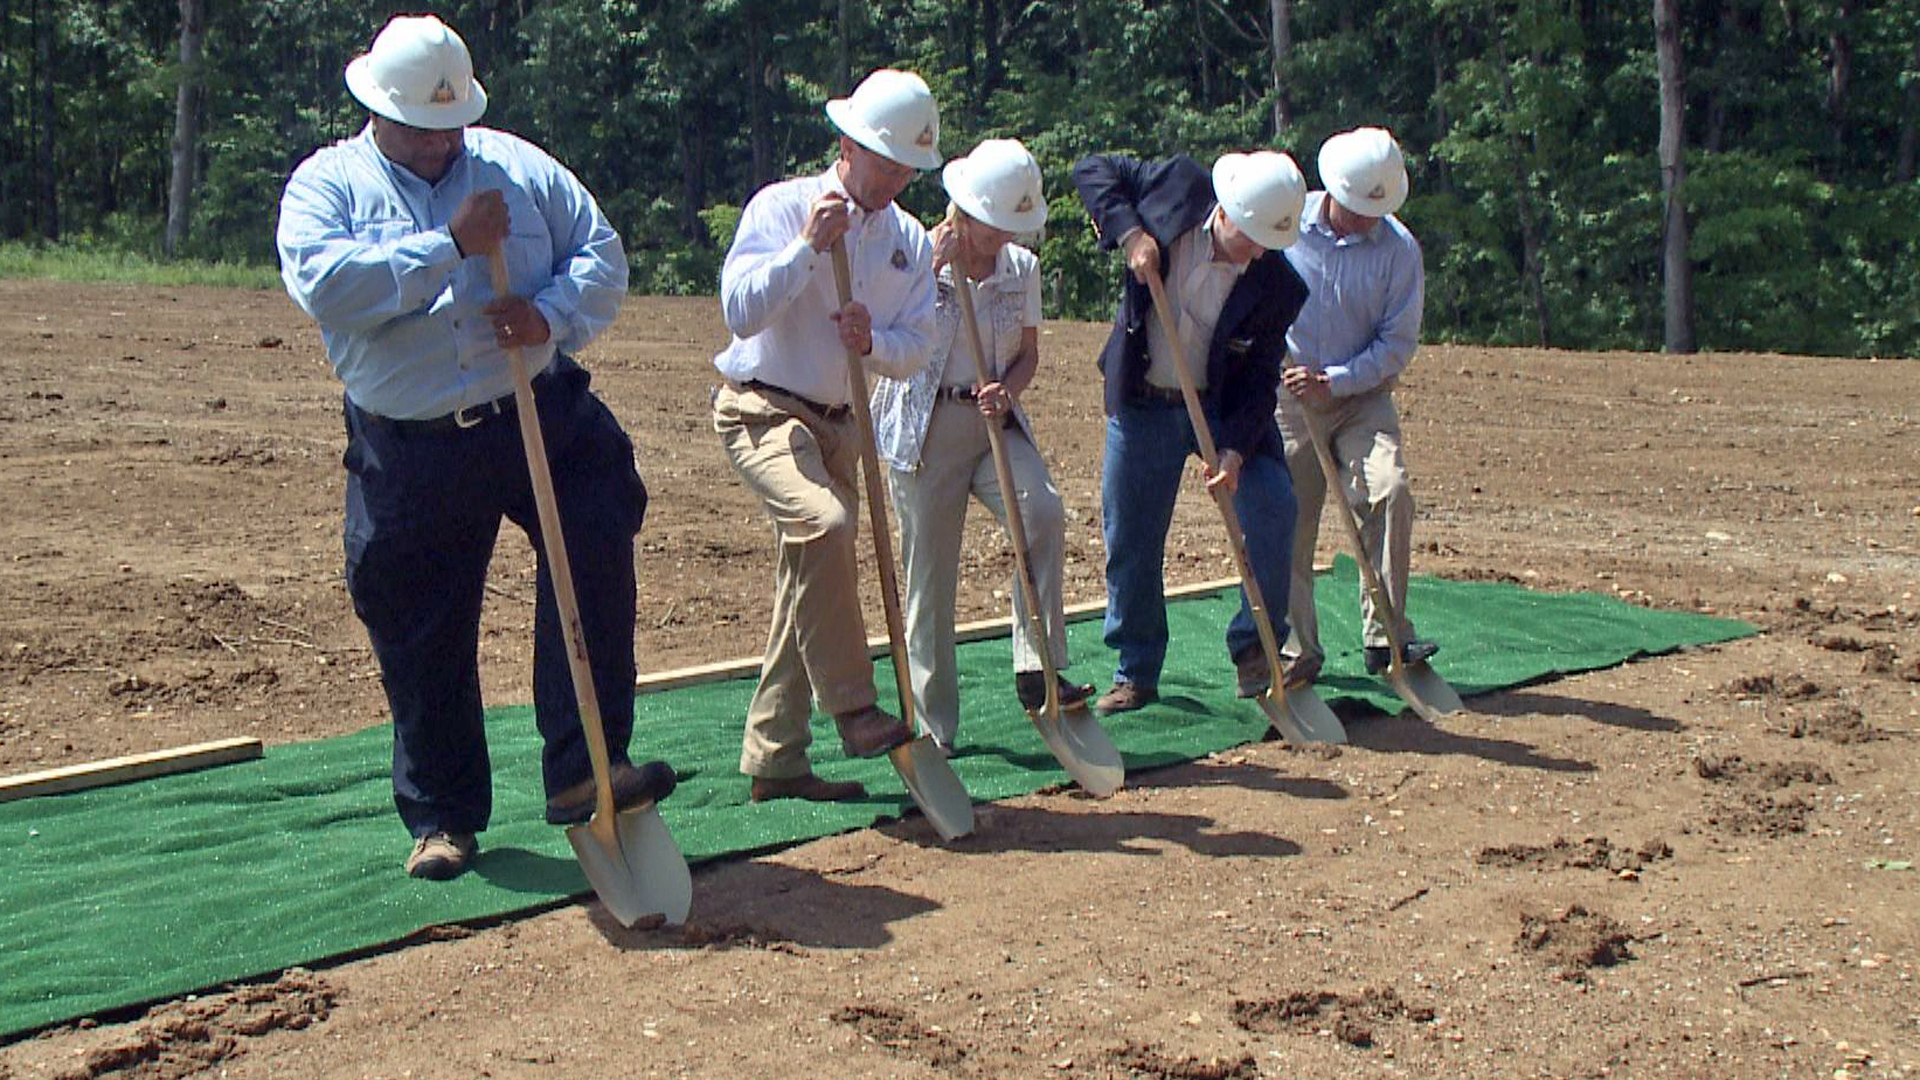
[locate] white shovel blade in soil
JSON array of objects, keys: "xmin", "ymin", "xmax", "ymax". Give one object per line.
[
  {"xmin": 890, "ymin": 737, "xmax": 974, "ymax": 841},
  {"xmin": 567, "ymin": 806, "xmax": 693, "ymax": 927}
]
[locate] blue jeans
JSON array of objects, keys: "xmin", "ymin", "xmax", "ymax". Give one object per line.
[
  {"xmin": 342, "ymin": 356, "xmax": 648, "ymax": 839},
  {"xmin": 1100, "ymin": 399, "xmax": 1296, "ymax": 690}
]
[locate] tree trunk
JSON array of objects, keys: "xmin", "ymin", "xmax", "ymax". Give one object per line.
[
  {"xmin": 1268, "ymin": 0, "xmax": 1292, "ymax": 137},
  {"xmin": 1654, "ymin": 0, "xmax": 1697, "ymax": 353},
  {"xmin": 1825, "ymin": 0, "xmax": 1854, "ymax": 172},
  {"xmin": 1429, "ymin": 23, "xmax": 1450, "ymax": 189},
  {"xmin": 1493, "ymin": 36, "xmax": 1551, "ymax": 347},
  {"xmin": 1899, "ymin": 34, "xmax": 1919, "ymax": 182},
  {"xmin": 745, "ymin": 10, "xmax": 773, "ymax": 190},
  {"xmin": 34, "ymin": 0, "xmax": 58, "ymax": 241},
  {"xmin": 165, "ymin": 0, "xmax": 206, "ymax": 259},
  {"xmin": 981, "ymin": 0, "xmax": 1003, "ymax": 104},
  {"xmin": 837, "ymin": 0, "xmax": 852, "ymax": 93}
]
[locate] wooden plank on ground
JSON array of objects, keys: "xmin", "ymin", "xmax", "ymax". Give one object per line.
[
  {"xmin": 636, "ymin": 576, "xmax": 1249, "ymax": 692},
  {"xmin": 0, "ymin": 737, "xmax": 264, "ymax": 803}
]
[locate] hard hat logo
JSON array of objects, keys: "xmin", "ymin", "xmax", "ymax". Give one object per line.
[
  {"xmin": 430, "ymin": 77, "xmax": 457, "ymax": 105},
  {"xmin": 1274, "ymin": 215, "xmax": 1293, "ymax": 234},
  {"xmin": 1014, "ymin": 193, "xmax": 1034, "ymax": 214},
  {"xmin": 1367, "ymin": 184, "xmax": 1387, "ymax": 200},
  {"xmin": 916, "ymin": 124, "xmax": 935, "ymax": 148}
]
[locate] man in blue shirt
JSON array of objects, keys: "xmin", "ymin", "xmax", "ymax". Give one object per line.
[
  {"xmin": 277, "ymin": 15, "xmax": 673, "ymax": 881},
  {"xmin": 1278, "ymin": 127, "xmax": 1438, "ymax": 687}
]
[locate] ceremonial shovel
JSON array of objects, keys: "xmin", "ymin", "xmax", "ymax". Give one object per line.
[
  {"xmin": 1292, "ymin": 388, "xmax": 1463, "ymax": 721},
  {"xmin": 830, "ymin": 240, "xmax": 975, "ymax": 841},
  {"xmin": 487, "ymin": 250, "xmax": 693, "ymax": 925},
  {"xmin": 951, "ymin": 272, "xmax": 1123, "ymax": 796},
  {"xmin": 1142, "ymin": 270, "xmax": 1346, "ymax": 744}
]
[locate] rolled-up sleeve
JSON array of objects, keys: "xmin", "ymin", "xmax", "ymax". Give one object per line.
[
  {"xmin": 276, "ymin": 163, "xmax": 460, "ymax": 336},
  {"xmin": 720, "ymin": 193, "xmax": 821, "ymax": 340},
  {"xmin": 532, "ymin": 159, "xmax": 627, "ymax": 355}
]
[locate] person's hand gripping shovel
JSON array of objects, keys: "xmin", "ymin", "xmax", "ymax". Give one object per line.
[
  {"xmin": 952, "ymin": 269, "xmax": 1123, "ymax": 796},
  {"xmin": 487, "ymin": 249, "xmax": 693, "ymax": 925},
  {"xmin": 1141, "ymin": 269, "xmax": 1346, "ymax": 744},
  {"xmin": 1290, "ymin": 375, "xmax": 1462, "ymax": 721},
  {"xmin": 830, "ymin": 240, "xmax": 974, "ymax": 840}
]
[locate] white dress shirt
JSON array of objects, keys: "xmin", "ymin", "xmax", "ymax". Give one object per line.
[
  {"xmin": 1142, "ymin": 210, "xmax": 1247, "ymax": 392},
  {"xmin": 713, "ymin": 165, "xmax": 936, "ymax": 405}
]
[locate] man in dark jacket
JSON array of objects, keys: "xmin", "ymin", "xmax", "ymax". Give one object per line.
[{"xmin": 1072, "ymin": 151, "xmax": 1310, "ymax": 714}]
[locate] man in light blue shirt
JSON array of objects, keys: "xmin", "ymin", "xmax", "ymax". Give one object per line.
[
  {"xmin": 1278, "ymin": 127, "xmax": 1439, "ymax": 687},
  {"xmin": 276, "ymin": 15, "xmax": 673, "ymax": 881}
]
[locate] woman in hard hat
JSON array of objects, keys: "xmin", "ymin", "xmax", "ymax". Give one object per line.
[{"xmin": 872, "ymin": 138, "xmax": 1091, "ymax": 754}]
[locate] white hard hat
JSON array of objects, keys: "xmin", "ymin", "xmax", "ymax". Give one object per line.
[
  {"xmin": 1318, "ymin": 127, "xmax": 1408, "ymax": 217},
  {"xmin": 345, "ymin": 15, "xmax": 487, "ymax": 130},
  {"xmin": 942, "ymin": 139, "xmax": 1048, "ymax": 234},
  {"xmin": 1211, "ymin": 151, "xmax": 1307, "ymax": 251},
  {"xmin": 826, "ymin": 69, "xmax": 942, "ymax": 171}
]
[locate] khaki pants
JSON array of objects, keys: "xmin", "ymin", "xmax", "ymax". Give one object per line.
[
  {"xmin": 888, "ymin": 399, "xmax": 1068, "ymax": 746},
  {"xmin": 1276, "ymin": 387, "xmax": 1415, "ymax": 661},
  {"xmin": 714, "ymin": 384, "xmax": 875, "ymax": 779}
]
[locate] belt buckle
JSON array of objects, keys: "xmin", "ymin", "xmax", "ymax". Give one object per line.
[{"xmin": 453, "ymin": 398, "xmax": 500, "ymax": 429}]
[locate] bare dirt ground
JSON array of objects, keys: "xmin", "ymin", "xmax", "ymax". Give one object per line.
[{"xmin": 1, "ymin": 279, "xmax": 1917, "ymax": 1079}]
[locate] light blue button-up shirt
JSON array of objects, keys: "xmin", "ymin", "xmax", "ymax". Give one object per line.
[
  {"xmin": 277, "ymin": 124, "xmax": 627, "ymax": 420},
  {"xmin": 1283, "ymin": 191, "xmax": 1424, "ymax": 398}
]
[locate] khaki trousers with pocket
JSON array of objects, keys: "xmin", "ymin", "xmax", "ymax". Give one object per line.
[
  {"xmin": 714, "ymin": 383, "xmax": 876, "ymax": 779},
  {"xmin": 1276, "ymin": 387, "xmax": 1416, "ymax": 662},
  {"xmin": 887, "ymin": 399, "xmax": 1069, "ymax": 747}
]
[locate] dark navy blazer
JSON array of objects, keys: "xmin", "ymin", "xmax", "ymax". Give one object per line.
[{"xmin": 1071, "ymin": 153, "xmax": 1309, "ymax": 460}]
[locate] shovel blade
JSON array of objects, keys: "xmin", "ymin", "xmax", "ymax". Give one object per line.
[
  {"xmin": 1031, "ymin": 704, "xmax": 1125, "ymax": 797},
  {"xmin": 1385, "ymin": 662, "xmax": 1462, "ymax": 723},
  {"xmin": 566, "ymin": 805, "xmax": 692, "ymax": 927},
  {"xmin": 1258, "ymin": 684, "xmax": 1348, "ymax": 744},
  {"xmin": 889, "ymin": 736, "xmax": 974, "ymax": 840}
]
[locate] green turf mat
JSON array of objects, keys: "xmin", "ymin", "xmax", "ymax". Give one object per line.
[{"xmin": 0, "ymin": 562, "xmax": 1752, "ymax": 1039}]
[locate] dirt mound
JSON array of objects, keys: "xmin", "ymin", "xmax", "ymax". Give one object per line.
[
  {"xmin": 1692, "ymin": 753, "xmax": 1833, "ymax": 788},
  {"xmin": 46, "ymin": 971, "xmax": 334, "ymax": 1080},
  {"xmin": 1105, "ymin": 1042, "xmax": 1258, "ymax": 1079},
  {"xmin": 1781, "ymin": 702, "xmax": 1886, "ymax": 744},
  {"xmin": 831, "ymin": 1004, "xmax": 970, "ymax": 1069},
  {"xmin": 1518, "ymin": 905, "xmax": 1633, "ymax": 980},
  {"xmin": 1230, "ymin": 987, "xmax": 1435, "ymax": 1048},
  {"xmin": 1475, "ymin": 836, "xmax": 1672, "ymax": 874}
]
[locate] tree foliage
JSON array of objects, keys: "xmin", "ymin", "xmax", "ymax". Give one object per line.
[{"xmin": 3, "ymin": 0, "xmax": 1917, "ymax": 357}]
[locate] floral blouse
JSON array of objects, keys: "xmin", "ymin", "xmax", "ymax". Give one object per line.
[{"xmin": 872, "ymin": 243, "xmax": 1042, "ymax": 471}]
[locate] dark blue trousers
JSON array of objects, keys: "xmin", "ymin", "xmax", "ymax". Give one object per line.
[
  {"xmin": 1100, "ymin": 398, "xmax": 1296, "ymax": 690},
  {"xmin": 342, "ymin": 356, "xmax": 647, "ymax": 839}
]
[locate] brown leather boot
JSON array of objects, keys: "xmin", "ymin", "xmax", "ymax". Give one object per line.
[
  {"xmin": 833, "ymin": 704, "xmax": 912, "ymax": 758},
  {"xmin": 1094, "ymin": 682, "xmax": 1157, "ymax": 715},
  {"xmin": 749, "ymin": 774, "xmax": 868, "ymax": 803}
]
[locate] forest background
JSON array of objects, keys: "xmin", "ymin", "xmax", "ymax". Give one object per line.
[{"xmin": 3, "ymin": 0, "xmax": 1918, "ymax": 358}]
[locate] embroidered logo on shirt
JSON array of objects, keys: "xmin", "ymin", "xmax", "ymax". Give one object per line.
[
  {"xmin": 891, "ymin": 248, "xmax": 910, "ymax": 271},
  {"xmin": 430, "ymin": 77, "xmax": 457, "ymax": 104}
]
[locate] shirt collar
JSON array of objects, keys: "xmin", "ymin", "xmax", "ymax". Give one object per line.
[
  {"xmin": 1202, "ymin": 206, "xmax": 1252, "ymax": 274},
  {"xmin": 1311, "ymin": 191, "xmax": 1383, "ymax": 244}
]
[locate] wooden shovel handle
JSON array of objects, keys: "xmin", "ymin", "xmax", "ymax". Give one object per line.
[
  {"xmin": 486, "ymin": 249, "xmax": 620, "ymax": 827},
  {"xmin": 1141, "ymin": 269, "xmax": 1288, "ymax": 686},
  {"xmin": 829, "ymin": 240, "xmax": 917, "ymax": 734},
  {"xmin": 953, "ymin": 271, "xmax": 1060, "ymax": 715},
  {"xmin": 1292, "ymin": 386, "xmax": 1415, "ymax": 678}
]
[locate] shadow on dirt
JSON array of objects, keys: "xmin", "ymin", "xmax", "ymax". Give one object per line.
[
  {"xmin": 947, "ymin": 802, "xmax": 1303, "ymax": 861},
  {"xmin": 1472, "ymin": 688, "xmax": 1681, "ymax": 733}
]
